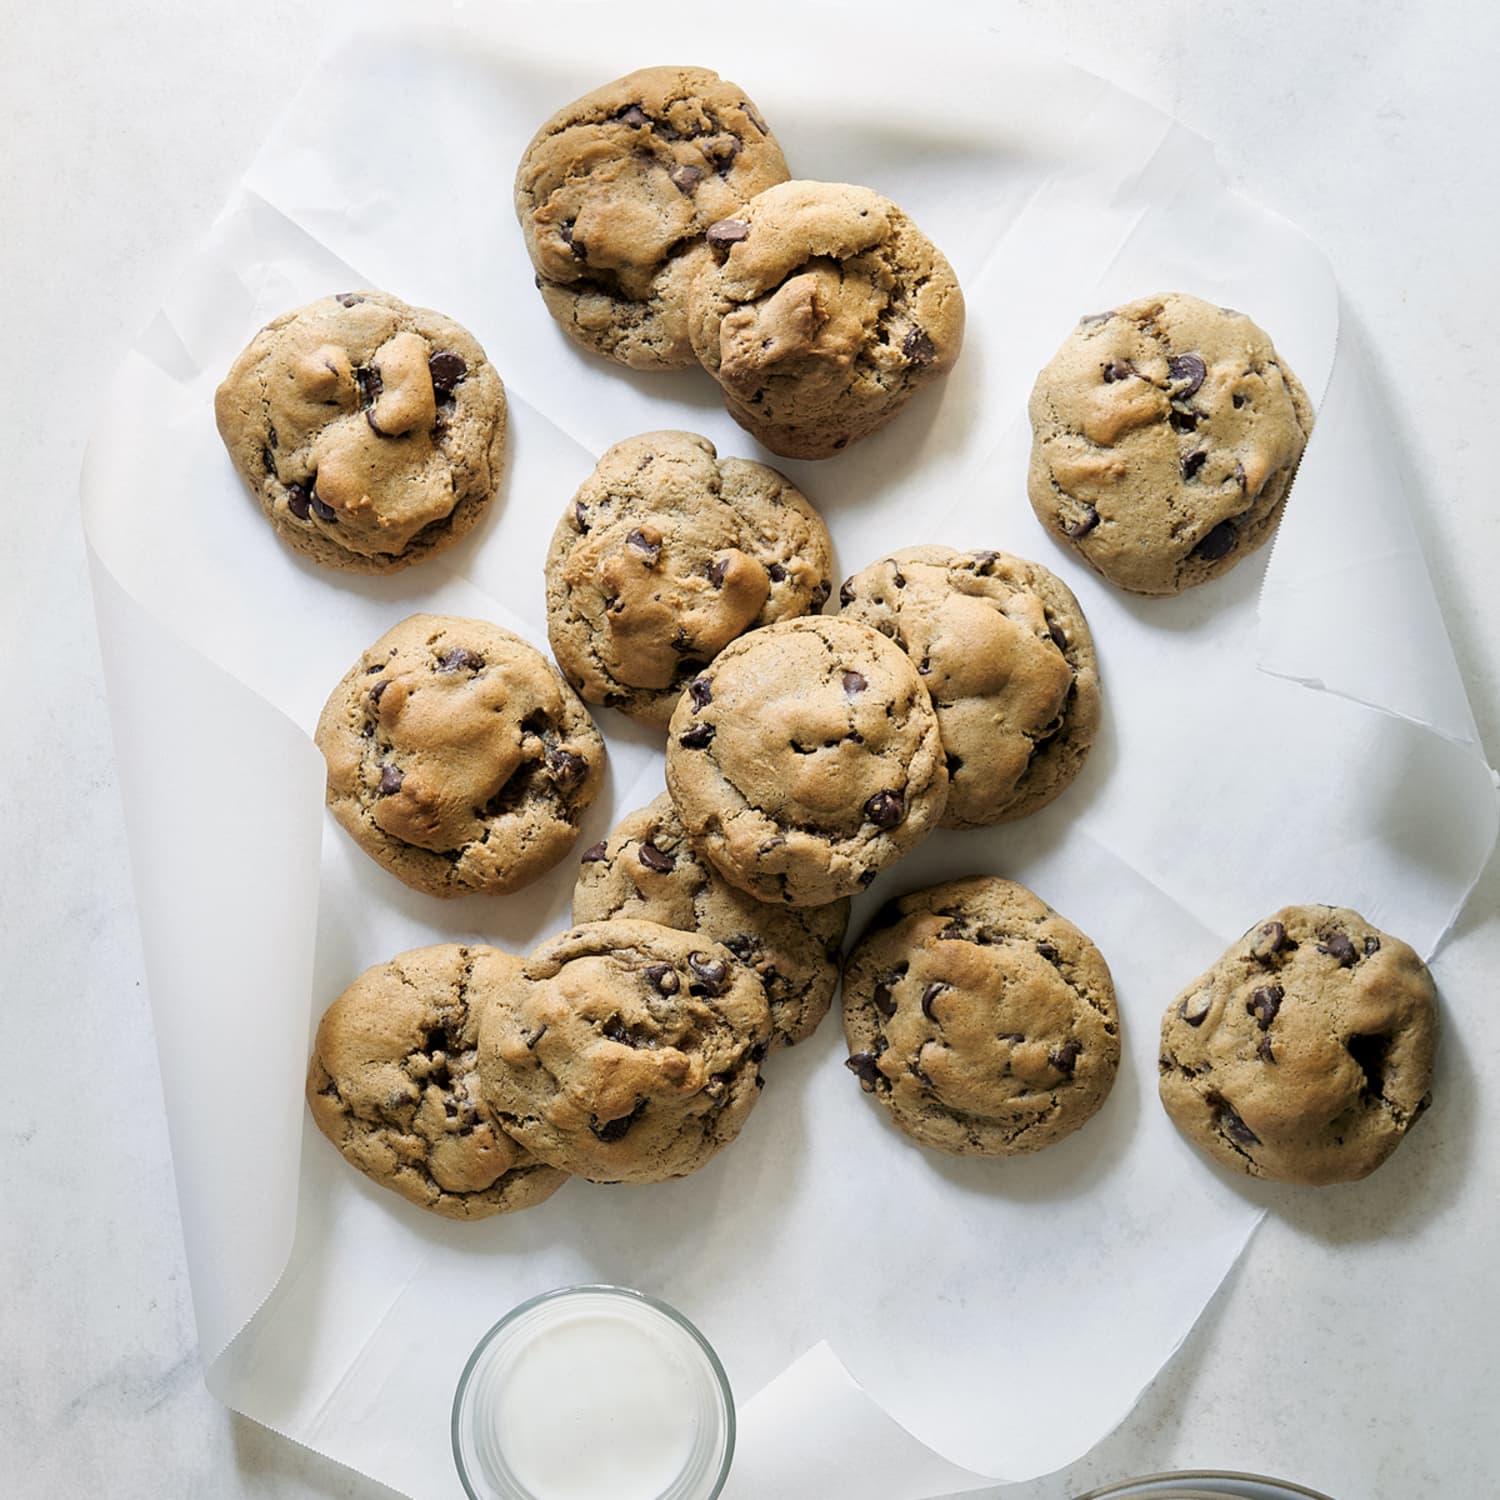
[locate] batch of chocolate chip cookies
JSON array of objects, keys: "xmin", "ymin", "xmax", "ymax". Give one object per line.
[{"xmin": 213, "ymin": 65, "xmax": 1438, "ymax": 1222}]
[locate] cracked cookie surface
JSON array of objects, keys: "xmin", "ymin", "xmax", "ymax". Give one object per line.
[
  {"xmin": 842, "ymin": 877, "xmax": 1120, "ymax": 1156},
  {"xmin": 664, "ymin": 617, "xmax": 948, "ymax": 906},
  {"xmin": 838, "ymin": 546, "xmax": 1100, "ymax": 828},
  {"xmin": 1027, "ymin": 292, "xmax": 1313, "ymax": 594},
  {"xmin": 546, "ymin": 430, "xmax": 834, "ymax": 726},
  {"xmin": 686, "ymin": 180, "xmax": 965, "ymax": 459},
  {"xmin": 315, "ymin": 614, "xmax": 605, "ymax": 898},
  {"xmin": 214, "ymin": 290, "xmax": 507, "ymax": 572},
  {"xmin": 573, "ymin": 791, "xmax": 849, "ymax": 1047},
  {"xmin": 1159, "ymin": 904, "xmax": 1437, "ymax": 1185},
  {"xmin": 516, "ymin": 66, "xmax": 789, "ymax": 370},
  {"xmin": 476, "ymin": 920, "xmax": 772, "ymax": 1183},
  {"xmin": 306, "ymin": 944, "xmax": 568, "ymax": 1220}
]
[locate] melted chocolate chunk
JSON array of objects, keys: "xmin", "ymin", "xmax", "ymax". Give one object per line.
[
  {"xmin": 1102, "ymin": 359, "xmax": 1134, "ymax": 383},
  {"xmin": 838, "ymin": 577, "xmax": 856, "ymax": 606},
  {"xmin": 921, "ymin": 982, "xmax": 949, "ymax": 1021},
  {"xmin": 286, "ymin": 481, "xmax": 312, "ymax": 520},
  {"xmin": 1181, "ymin": 449, "xmax": 1208, "ymax": 481},
  {"xmin": 946, "ymin": 752, "xmax": 965, "ymax": 776},
  {"xmin": 580, "ymin": 841, "xmax": 608, "ymax": 864},
  {"xmin": 615, "ymin": 104, "xmax": 649, "ymax": 128},
  {"xmin": 1250, "ymin": 921, "xmax": 1286, "ymax": 963},
  {"xmin": 1178, "ymin": 989, "xmax": 1213, "ymax": 1026},
  {"xmin": 1247, "ymin": 984, "xmax": 1284, "ymax": 1029},
  {"xmin": 626, "ymin": 528, "xmax": 661, "ymax": 564},
  {"xmin": 376, "ymin": 764, "xmax": 404, "ymax": 796},
  {"xmin": 1065, "ymin": 505, "xmax": 1100, "ymax": 539},
  {"xmin": 688, "ymin": 676, "xmax": 713, "ymax": 710},
  {"xmin": 1363, "ymin": 934, "xmax": 1381, "ymax": 957},
  {"xmin": 428, "ymin": 351, "xmax": 467, "ymax": 398},
  {"xmin": 706, "ymin": 218, "xmax": 749, "ymax": 248},
  {"xmin": 1169, "ymin": 408, "xmax": 1200, "ymax": 433},
  {"xmin": 546, "ymin": 747, "xmax": 588, "ymax": 788},
  {"xmin": 590, "ymin": 1098, "xmax": 648, "ymax": 1142},
  {"xmin": 1037, "ymin": 940, "xmax": 1059, "ymax": 961},
  {"xmin": 1168, "ymin": 352, "xmax": 1207, "ymax": 396},
  {"xmin": 845, "ymin": 1052, "xmax": 883, "ymax": 1090},
  {"xmin": 335, "ymin": 292, "xmax": 364, "ymax": 307},
  {"xmin": 309, "ymin": 489, "xmax": 338, "ymax": 523},
  {"xmin": 637, "ymin": 841, "xmax": 674, "ymax": 873},
  {"xmin": 902, "ymin": 328, "xmax": 936, "ymax": 367},
  {"xmin": 1192, "ymin": 520, "xmax": 1237, "ymax": 561},
  {"xmin": 1048, "ymin": 621, "xmax": 1068, "ymax": 651},
  {"xmin": 366, "ymin": 678, "xmax": 390, "ymax": 716},
  {"xmin": 688, "ymin": 952, "xmax": 729, "ymax": 996},
  {"xmin": 1345, "ymin": 1033, "xmax": 1391, "ymax": 1097},
  {"xmin": 872, "ymin": 974, "xmax": 899, "ymax": 1018},
  {"xmin": 809, "ymin": 580, "xmax": 831, "ymax": 609},
  {"xmin": 767, "ymin": 561, "xmax": 788, "ymax": 582},
  {"xmin": 524, "ymin": 1025, "xmax": 547, "ymax": 1049},
  {"xmin": 436, "ymin": 647, "xmax": 482, "ymax": 673},
  {"xmin": 864, "ymin": 790, "xmax": 905, "ymax": 829},
  {"xmin": 1318, "ymin": 932, "xmax": 1358, "ymax": 967},
  {"xmin": 842, "ymin": 670, "xmax": 867, "ymax": 696},
  {"xmin": 355, "ymin": 365, "xmax": 383, "ymax": 408},
  {"xmin": 1050, "ymin": 1039, "xmax": 1083, "ymax": 1075},
  {"xmin": 644, "ymin": 963, "xmax": 680, "ymax": 996},
  {"xmin": 679, "ymin": 722, "xmax": 715, "ymax": 750},
  {"xmin": 1206, "ymin": 1090, "xmax": 1260, "ymax": 1146},
  {"xmin": 670, "ymin": 163, "xmax": 703, "ymax": 193}
]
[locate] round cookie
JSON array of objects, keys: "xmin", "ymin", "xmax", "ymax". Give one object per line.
[
  {"xmin": 476, "ymin": 920, "xmax": 773, "ymax": 1184},
  {"xmin": 315, "ymin": 615, "xmax": 605, "ymax": 898},
  {"xmin": 686, "ymin": 180, "xmax": 965, "ymax": 459},
  {"xmin": 838, "ymin": 546, "xmax": 1100, "ymax": 829},
  {"xmin": 1158, "ymin": 905, "xmax": 1437, "ymax": 1185},
  {"xmin": 573, "ymin": 791, "xmax": 850, "ymax": 1047},
  {"xmin": 842, "ymin": 877, "xmax": 1120, "ymax": 1157},
  {"xmin": 214, "ymin": 290, "xmax": 507, "ymax": 572},
  {"xmin": 516, "ymin": 66, "xmax": 790, "ymax": 370},
  {"xmin": 546, "ymin": 430, "xmax": 835, "ymax": 726},
  {"xmin": 664, "ymin": 617, "xmax": 949, "ymax": 906},
  {"xmin": 307, "ymin": 944, "xmax": 568, "ymax": 1220},
  {"xmin": 1026, "ymin": 292, "xmax": 1313, "ymax": 594}
]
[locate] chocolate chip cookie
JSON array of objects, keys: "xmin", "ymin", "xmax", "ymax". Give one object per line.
[
  {"xmin": 214, "ymin": 290, "xmax": 507, "ymax": 572},
  {"xmin": 546, "ymin": 430, "xmax": 835, "ymax": 726},
  {"xmin": 1159, "ymin": 905, "xmax": 1437, "ymax": 1185},
  {"xmin": 573, "ymin": 792, "xmax": 849, "ymax": 1047},
  {"xmin": 307, "ymin": 944, "xmax": 568, "ymax": 1220},
  {"xmin": 1027, "ymin": 292, "xmax": 1313, "ymax": 594},
  {"xmin": 838, "ymin": 546, "xmax": 1100, "ymax": 828},
  {"xmin": 516, "ymin": 66, "xmax": 790, "ymax": 370},
  {"xmin": 315, "ymin": 615, "xmax": 605, "ymax": 897},
  {"xmin": 476, "ymin": 921, "xmax": 773, "ymax": 1183},
  {"xmin": 686, "ymin": 180, "xmax": 965, "ymax": 459},
  {"xmin": 664, "ymin": 617, "xmax": 948, "ymax": 906},
  {"xmin": 842, "ymin": 877, "xmax": 1120, "ymax": 1156}
]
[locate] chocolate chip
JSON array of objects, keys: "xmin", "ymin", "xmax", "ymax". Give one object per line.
[
  {"xmin": 1192, "ymin": 520, "xmax": 1237, "ymax": 561},
  {"xmin": 1206, "ymin": 1090, "xmax": 1260, "ymax": 1146},
  {"xmin": 574, "ymin": 500, "xmax": 590, "ymax": 532},
  {"xmin": 644, "ymin": 964, "xmax": 680, "ymax": 995},
  {"xmin": 560, "ymin": 222, "xmax": 587, "ymax": 260},
  {"xmin": 722, "ymin": 932, "xmax": 761, "ymax": 963},
  {"xmin": 809, "ymin": 580, "xmax": 831, "ymax": 609},
  {"xmin": 708, "ymin": 137, "xmax": 741, "ymax": 175},
  {"xmin": 366, "ymin": 678, "xmax": 390, "ymax": 716},
  {"xmin": 1178, "ymin": 989, "xmax": 1213, "ymax": 1026},
  {"xmin": 1168, "ymin": 352, "xmax": 1207, "ymax": 397},
  {"xmin": 376, "ymin": 764, "xmax": 404, "ymax": 796},
  {"xmin": 1257, "ymin": 1035, "xmax": 1276, "ymax": 1063},
  {"xmin": 865, "ymin": 790, "xmax": 905, "ymax": 829},
  {"xmin": 872, "ymin": 975, "xmax": 899, "ymax": 1018},
  {"xmin": 1181, "ymin": 450, "xmax": 1208, "ymax": 481},
  {"xmin": 1232, "ymin": 393, "xmax": 1246, "ymax": 409},
  {"xmin": 590, "ymin": 1099, "xmax": 648, "ymax": 1142},
  {"xmin": 998, "ymin": 1031, "xmax": 1026, "ymax": 1044},
  {"xmin": 1065, "ymin": 505, "xmax": 1100, "ymax": 539},
  {"xmin": 845, "ymin": 1052, "xmax": 883, "ymax": 1091},
  {"xmin": 858, "ymin": 869, "xmax": 880, "ymax": 888},
  {"xmin": 616, "ymin": 104, "xmax": 649, "ymax": 128},
  {"xmin": 890, "ymin": 564, "xmax": 906, "ymax": 588},
  {"xmin": 669, "ymin": 163, "xmax": 703, "ymax": 193},
  {"xmin": 1102, "ymin": 359, "xmax": 1134, "ymax": 383},
  {"xmin": 286, "ymin": 482, "xmax": 311, "ymax": 520},
  {"xmin": 1250, "ymin": 921, "xmax": 1286, "ymax": 963},
  {"xmin": 1319, "ymin": 932, "xmax": 1358, "ymax": 967},
  {"xmin": 678, "ymin": 722, "xmax": 715, "ymax": 750},
  {"xmin": 706, "ymin": 218, "xmax": 749, "ymax": 248},
  {"xmin": 688, "ymin": 952, "xmax": 728, "ymax": 996},
  {"xmin": 1037, "ymin": 940, "xmax": 1059, "ymax": 961},
  {"xmin": 742, "ymin": 101, "xmax": 768, "ymax": 134},
  {"xmin": 428, "ymin": 351, "xmax": 467, "ymax": 398},
  {"xmin": 838, "ymin": 578, "xmax": 856, "ymax": 606},
  {"xmin": 842, "ymin": 670, "xmax": 867, "ymax": 696},
  {"xmin": 546, "ymin": 747, "xmax": 588, "ymax": 788},
  {"xmin": 1169, "ymin": 408, "xmax": 1200, "ymax": 432},
  {"xmin": 580, "ymin": 841, "xmax": 608, "ymax": 864},
  {"xmin": 355, "ymin": 365, "xmax": 382, "ymax": 408},
  {"xmin": 1235, "ymin": 460, "xmax": 1248, "ymax": 492},
  {"xmin": 437, "ymin": 647, "xmax": 481, "ymax": 672},
  {"xmin": 1048, "ymin": 621, "xmax": 1068, "ymax": 651},
  {"xmin": 309, "ymin": 489, "xmax": 338, "ymax": 523},
  {"xmin": 1364, "ymin": 935, "xmax": 1381, "ymax": 957},
  {"xmin": 637, "ymin": 842, "xmax": 674, "ymax": 873},
  {"xmin": 902, "ymin": 328, "xmax": 936, "ymax": 367},
  {"xmin": 335, "ymin": 292, "xmax": 364, "ymax": 307},
  {"xmin": 1247, "ymin": 984, "xmax": 1284, "ymax": 1030},
  {"xmin": 688, "ymin": 676, "xmax": 713, "ymax": 710},
  {"xmin": 921, "ymin": 982, "xmax": 948, "ymax": 1021},
  {"xmin": 766, "ymin": 561, "xmax": 788, "ymax": 582},
  {"xmin": 524, "ymin": 1025, "xmax": 547, "ymax": 1049},
  {"xmin": 971, "ymin": 549, "xmax": 1000, "ymax": 574},
  {"xmin": 946, "ymin": 753, "xmax": 964, "ymax": 775},
  {"xmin": 601, "ymin": 1016, "xmax": 634, "ymax": 1047},
  {"xmin": 1050, "ymin": 1039, "xmax": 1083, "ymax": 1075},
  {"xmin": 627, "ymin": 528, "xmax": 662, "ymax": 564}
]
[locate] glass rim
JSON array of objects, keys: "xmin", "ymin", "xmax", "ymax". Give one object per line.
[
  {"xmin": 451, "ymin": 1283, "xmax": 737, "ymax": 1500},
  {"xmin": 1073, "ymin": 1472, "xmax": 1336, "ymax": 1500}
]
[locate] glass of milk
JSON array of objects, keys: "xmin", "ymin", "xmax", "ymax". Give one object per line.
[{"xmin": 452, "ymin": 1285, "xmax": 735, "ymax": 1500}]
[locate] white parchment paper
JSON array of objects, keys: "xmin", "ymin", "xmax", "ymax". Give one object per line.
[{"xmin": 82, "ymin": 4, "xmax": 1498, "ymax": 1496}]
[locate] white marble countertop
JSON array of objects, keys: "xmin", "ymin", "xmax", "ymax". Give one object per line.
[{"xmin": 4, "ymin": 2, "xmax": 1496, "ymax": 1497}]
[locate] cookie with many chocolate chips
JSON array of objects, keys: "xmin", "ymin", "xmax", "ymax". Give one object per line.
[
  {"xmin": 214, "ymin": 290, "xmax": 507, "ymax": 572},
  {"xmin": 1159, "ymin": 905, "xmax": 1437, "ymax": 1185},
  {"xmin": 307, "ymin": 944, "xmax": 568, "ymax": 1220},
  {"xmin": 573, "ymin": 792, "xmax": 850, "ymax": 1047},
  {"xmin": 546, "ymin": 430, "xmax": 835, "ymax": 726},
  {"xmin": 315, "ymin": 615, "xmax": 605, "ymax": 897},
  {"xmin": 516, "ymin": 66, "xmax": 790, "ymax": 369},
  {"xmin": 838, "ymin": 546, "xmax": 1100, "ymax": 828},
  {"xmin": 476, "ymin": 920, "xmax": 773, "ymax": 1183},
  {"xmin": 664, "ymin": 617, "xmax": 948, "ymax": 906},
  {"xmin": 842, "ymin": 877, "xmax": 1120, "ymax": 1156},
  {"xmin": 1027, "ymin": 292, "xmax": 1313, "ymax": 594},
  {"xmin": 687, "ymin": 180, "xmax": 965, "ymax": 459}
]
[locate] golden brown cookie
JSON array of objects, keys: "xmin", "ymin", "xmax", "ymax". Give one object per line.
[
  {"xmin": 842, "ymin": 877, "xmax": 1120, "ymax": 1156},
  {"xmin": 838, "ymin": 546, "xmax": 1101, "ymax": 828},
  {"xmin": 546, "ymin": 431, "xmax": 834, "ymax": 726},
  {"xmin": 1027, "ymin": 292, "xmax": 1313, "ymax": 594},
  {"xmin": 306, "ymin": 944, "xmax": 568, "ymax": 1220},
  {"xmin": 315, "ymin": 615, "xmax": 605, "ymax": 898},
  {"xmin": 214, "ymin": 290, "xmax": 507, "ymax": 572},
  {"xmin": 516, "ymin": 66, "xmax": 790, "ymax": 369},
  {"xmin": 1159, "ymin": 905, "xmax": 1437, "ymax": 1184},
  {"xmin": 573, "ymin": 792, "xmax": 850, "ymax": 1047},
  {"xmin": 686, "ymin": 180, "xmax": 965, "ymax": 459},
  {"xmin": 664, "ymin": 617, "xmax": 949, "ymax": 906},
  {"xmin": 476, "ymin": 921, "xmax": 773, "ymax": 1183}
]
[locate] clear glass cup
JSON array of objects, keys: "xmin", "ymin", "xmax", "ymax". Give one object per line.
[
  {"xmin": 1075, "ymin": 1474, "xmax": 1336, "ymax": 1500},
  {"xmin": 451, "ymin": 1285, "xmax": 735, "ymax": 1500}
]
